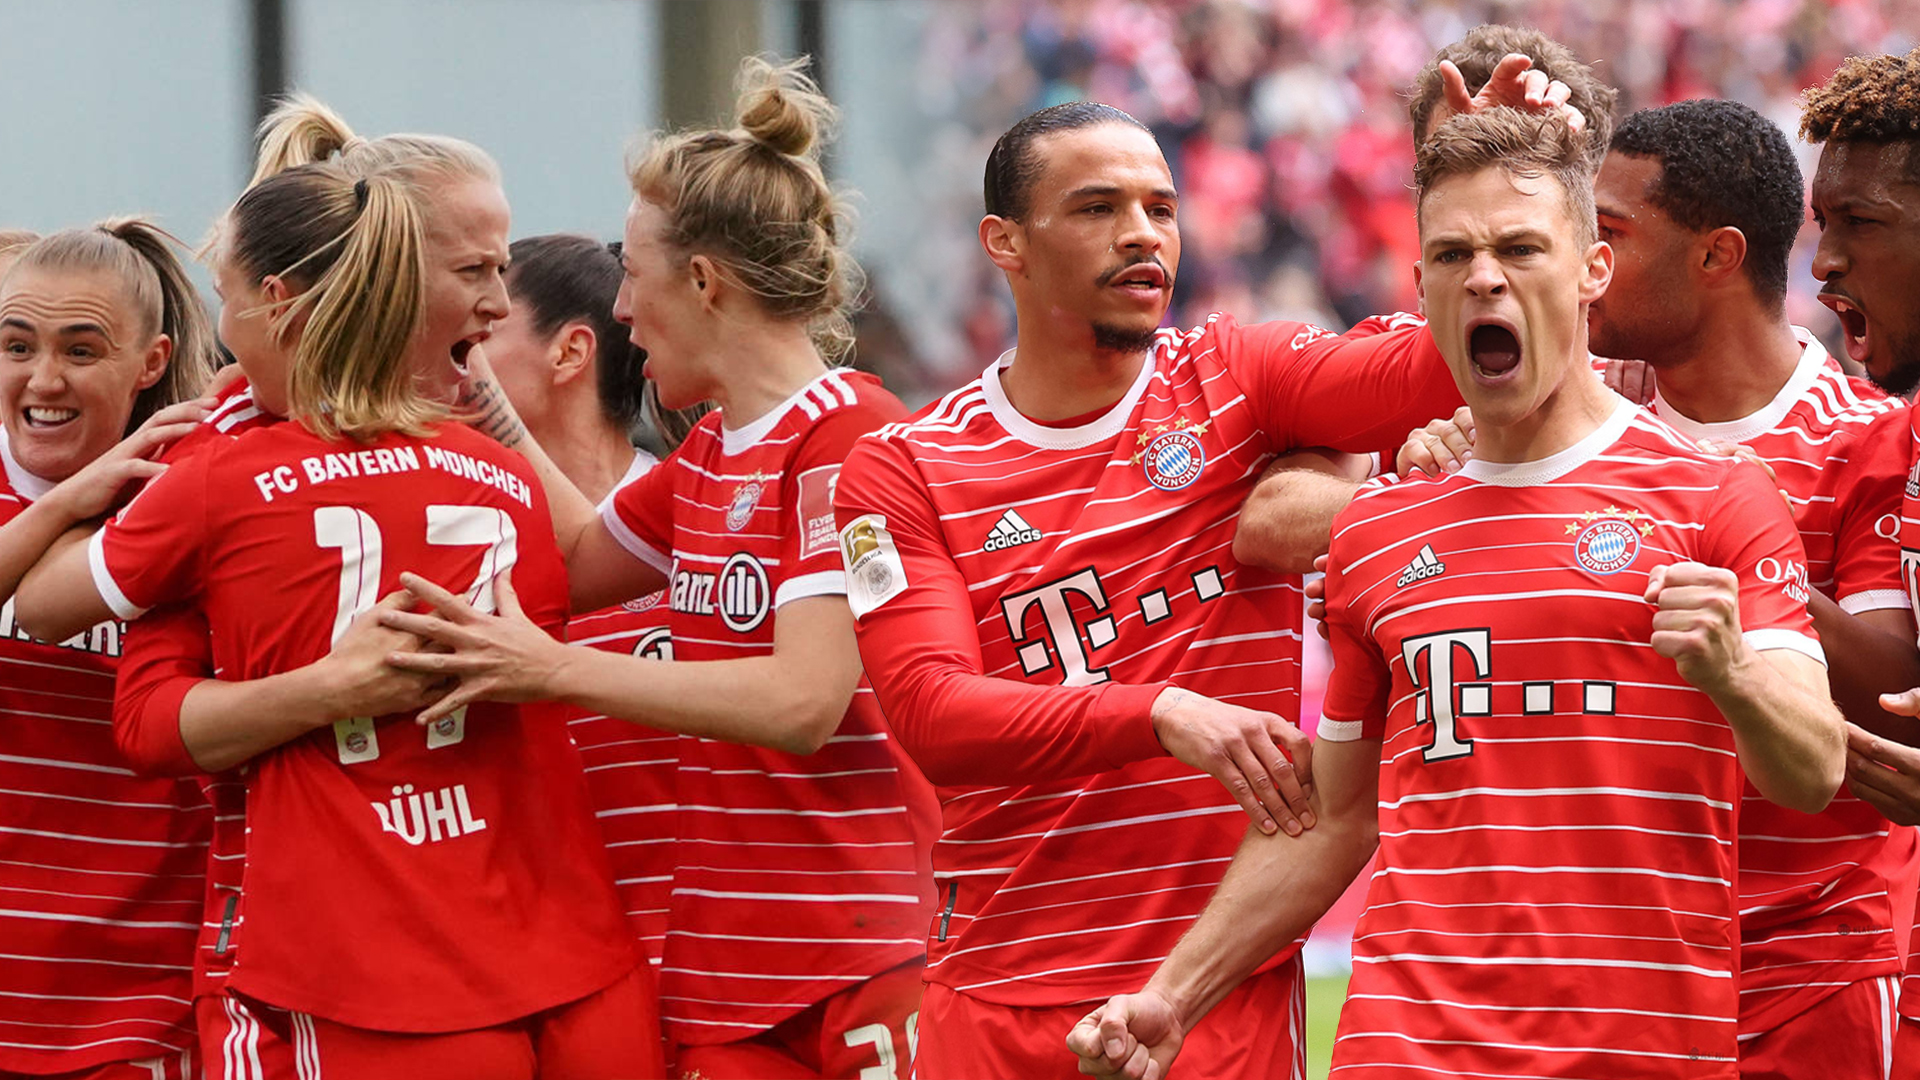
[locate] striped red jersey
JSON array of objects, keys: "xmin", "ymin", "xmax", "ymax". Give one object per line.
[
  {"xmin": 568, "ymin": 452, "xmax": 676, "ymax": 969},
  {"xmin": 91, "ymin": 422, "xmax": 636, "ymax": 1032},
  {"xmin": 0, "ymin": 430, "xmax": 209, "ymax": 1072},
  {"xmin": 110, "ymin": 371, "xmax": 279, "ymax": 1003},
  {"xmin": 831, "ymin": 314, "xmax": 1463, "ymax": 1007},
  {"xmin": 1894, "ymin": 404, "xmax": 1920, "ymax": 1024},
  {"xmin": 1321, "ymin": 400, "xmax": 1825, "ymax": 1077},
  {"xmin": 1635, "ymin": 333, "xmax": 1912, "ymax": 1036},
  {"xmin": 603, "ymin": 368, "xmax": 938, "ymax": 1045}
]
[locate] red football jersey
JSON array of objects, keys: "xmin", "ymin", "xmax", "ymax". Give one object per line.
[
  {"xmin": 109, "ymin": 372, "xmax": 280, "ymax": 1003},
  {"xmin": 1322, "ymin": 400, "xmax": 1824, "ymax": 1077},
  {"xmin": 831, "ymin": 314, "xmax": 1464, "ymax": 1007},
  {"xmin": 1895, "ymin": 405, "xmax": 1920, "ymax": 1025},
  {"xmin": 603, "ymin": 368, "xmax": 939, "ymax": 1045},
  {"xmin": 90, "ymin": 421, "xmax": 636, "ymax": 1032},
  {"xmin": 1637, "ymin": 334, "xmax": 1912, "ymax": 1035},
  {"xmin": 568, "ymin": 453, "xmax": 676, "ymax": 969},
  {"xmin": 0, "ymin": 431, "xmax": 210, "ymax": 1073}
]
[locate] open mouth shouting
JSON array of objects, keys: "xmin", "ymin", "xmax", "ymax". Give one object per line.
[
  {"xmin": 1466, "ymin": 316, "xmax": 1523, "ymax": 382},
  {"xmin": 1820, "ymin": 290, "xmax": 1870, "ymax": 366},
  {"xmin": 451, "ymin": 330, "xmax": 492, "ymax": 375}
]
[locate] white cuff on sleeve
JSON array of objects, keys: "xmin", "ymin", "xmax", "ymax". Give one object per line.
[
  {"xmin": 775, "ymin": 570, "xmax": 847, "ymax": 608},
  {"xmin": 599, "ymin": 504, "xmax": 672, "ymax": 575},
  {"xmin": 1316, "ymin": 717, "xmax": 1366, "ymax": 742},
  {"xmin": 86, "ymin": 530, "xmax": 148, "ymax": 621},
  {"xmin": 1744, "ymin": 628, "xmax": 1827, "ymax": 668},
  {"xmin": 1839, "ymin": 588, "xmax": 1911, "ymax": 615}
]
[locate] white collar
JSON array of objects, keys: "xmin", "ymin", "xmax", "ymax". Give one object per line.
[
  {"xmin": 1459, "ymin": 394, "xmax": 1639, "ymax": 487},
  {"xmin": 595, "ymin": 448, "xmax": 658, "ymax": 513},
  {"xmin": 719, "ymin": 369, "xmax": 844, "ymax": 457},
  {"xmin": 979, "ymin": 346, "xmax": 1157, "ymax": 450},
  {"xmin": 1651, "ymin": 326, "xmax": 1828, "ymax": 445},
  {"xmin": 0, "ymin": 425, "xmax": 57, "ymax": 501}
]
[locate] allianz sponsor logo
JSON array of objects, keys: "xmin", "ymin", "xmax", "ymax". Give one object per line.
[
  {"xmin": 371, "ymin": 783, "xmax": 489, "ymax": 846},
  {"xmin": 1396, "ymin": 544, "xmax": 1446, "ymax": 588},
  {"xmin": 0, "ymin": 598, "xmax": 122, "ymax": 657}
]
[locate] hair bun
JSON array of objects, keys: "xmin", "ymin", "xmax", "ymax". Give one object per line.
[{"xmin": 735, "ymin": 56, "xmax": 836, "ymax": 158}]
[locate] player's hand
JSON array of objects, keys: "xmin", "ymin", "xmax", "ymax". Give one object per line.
[
  {"xmin": 1306, "ymin": 554, "xmax": 1330, "ymax": 638},
  {"xmin": 1847, "ymin": 709, "xmax": 1920, "ymax": 826},
  {"xmin": 1602, "ymin": 358, "xmax": 1656, "ymax": 404},
  {"xmin": 1396, "ymin": 406, "xmax": 1476, "ymax": 477},
  {"xmin": 315, "ymin": 590, "xmax": 449, "ymax": 721},
  {"xmin": 1645, "ymin": 561, "xmax": 1749, "ymax": 693},
  {"xmin": 1067, "ymin": 991, "xmax": 1185, "ymax": 1080},
  {"xmin": 1151, "ymin": 687, "xmax": 1315, "ymax": 836},
  {"xmin": 379, "ymin": 567, "xmax": 568, "ymax": 723},
  {"xmin": 1440, "ymin": 53, "xmax": 1586, "ymax": 135},
  {"xmin": 41, "ymin": 396, "xmax": 213, "ymax": 524}
]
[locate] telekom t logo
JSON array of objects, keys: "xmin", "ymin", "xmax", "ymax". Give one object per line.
[
  {"xmin": 1001, "ymin": 568, "xmax": 1117, "ymax": 686},
  {"xmin": 1401, "ymin": 628, "xmax": 1493, "ymax": 762}
]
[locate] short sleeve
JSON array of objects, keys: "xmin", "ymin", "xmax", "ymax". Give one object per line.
[
  {"xmin": 1220, "ymin": 315, "xmax": 1463, "ymax": 456},
  {"xmin": 1824, "ymin": 407, "xmax": 1911, "ymax": 615},
  {"xmin": 775, "ymin": 400, "xmax": 900, "ymax": 609},
  {"xmin": 88, "ymin": 448, "xmax": 215, "ymax": 620},
  {"xmin": 1318, "ymin": 519, "xmax": 1394, "ymax": 742},
  {"xmin": 602, "ymin": 447, "xmax": 677, "ymax": 575},
  {"xmin": 1700, "ymin": 459, "xmax": 1825, "ymax": 665}
]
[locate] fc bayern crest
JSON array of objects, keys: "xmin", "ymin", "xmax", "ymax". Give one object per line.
[
  {"xmin": 1142, "ymin": 430, "xmax": 1206, "ymax": 491},
  {"xmin": 1569, "ymin": 506, "xmax": 1653, "ymax": 575},
  {"xmin": 726, "ymin": 479, "xmax": 763, "ymax": 532}
]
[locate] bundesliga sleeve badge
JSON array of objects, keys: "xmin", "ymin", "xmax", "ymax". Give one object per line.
[
  {"xmin": 1568, "ymin": 506, "xmax": 1655, "ymax": 575},
  {"xmin": 840, "ymin": 514, "xmax": 908, "ymax": 618}
]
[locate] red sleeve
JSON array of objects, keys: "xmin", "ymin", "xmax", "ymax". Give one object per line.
[
  {"xmin": 1701, "ymin": 459, "xmax": 1824, "ymax": 661},
  {"xmin": 1225, "ymin": 318, "xmax": 1464, "ymax": 456},
  {"xmin": 1825, "ymin": 407, "xmax": 1911, "ymax": 615},
  {"xmin": 602, "ymin": 444, "xmax": 677, "ymax": 575},
  {"xmin": 777, "ymin": 396, "xmax": 904, "ymax": 608},
  {"xmin": 1318, "ymin": 499, "xmax": 1392, "ymax": 742},
  {"xmin": 832, "ymin": 434, "xmax": 1169, "ymax": 788},
  {"xmin": 111, "ymin": 604, "xmax": 212, "ymax": 777},
  {"xmin": 88, "ymin": 448, "xmax": 213, "ymax": 620}
]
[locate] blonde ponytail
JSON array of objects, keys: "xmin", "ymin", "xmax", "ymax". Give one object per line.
[{"xmin": 249, "ymin": 92, "xmax": 362, "ymax": 187}]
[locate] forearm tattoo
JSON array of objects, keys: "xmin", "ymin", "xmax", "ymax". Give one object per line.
[{"xmin": 458, "ymin": 377, "xmax": 528, "ymax": 449}]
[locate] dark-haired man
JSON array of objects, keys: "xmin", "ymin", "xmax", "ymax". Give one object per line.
[
  {"xmin": 1788, "ymin": 46, "xmax": 1920, "ymax": 1079},
  {"xmin": 1072, "ymin": 104, "xmax": 1843, "ymax": 1080},
  {"xmin": 1570, "ymin": 98, "xmax": 1919, "ymax": 1077},
  {"xmin": 828, "ymin": 97, "xmax": 1473, "ymax": 1077}
]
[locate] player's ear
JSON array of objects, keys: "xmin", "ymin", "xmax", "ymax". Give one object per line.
[
  {"xmin": 1699, "ymin": 226, "xmax": 1748, "ymax": 287},
  {"xmin": 980, "ymin": 215, "xmax": 1024, "ymax": 275},
  {"xmin": 136, "ymin": 333, "xmax": 172, "ymax": 391},
  {"xmin": 1413, "ymin": 260, "xmax": 1426, "ymax": 315},
  {"xmin": 687, "ymin": 254, "xmax": 722, "ymax": 314},
  {"xmin": 1580, "ymin": 238, "xmax": 1613, "ymax": 305},
  {"xmin": 552, "ymin": 324, "xmax": 594, "ymax": 386}
]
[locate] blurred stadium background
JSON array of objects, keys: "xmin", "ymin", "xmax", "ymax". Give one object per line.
[{"xmin": 8, "ymin": 2, "xmax": 1916, "ymax": 1073}]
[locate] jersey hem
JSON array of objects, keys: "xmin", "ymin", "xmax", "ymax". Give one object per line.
[
  {"xmin": 600, "ymin": 505, "xmax": 673, "ymax": 575},
  {"xmin": 87, "ymin": 529, "xmax": 148, "ymax": 620},
  {"xmin": 1840, "ymin": 588, "xmax": 1911, "ymax": 615},
  {"xmin": 1745, "ymin": 628, "xmax": 1826, "ymax": 666},
  {"xmin": 775, "ymin": 569, "xmax": 846, "ymax": 607}
]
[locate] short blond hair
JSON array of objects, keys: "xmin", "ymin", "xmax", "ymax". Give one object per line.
[{"xmin": 1415, "ymin": 107, "xmax": 1597, "ymax": 247}]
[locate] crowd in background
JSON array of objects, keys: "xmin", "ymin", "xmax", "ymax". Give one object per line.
[{"xmin": 857, "ymin": 0, "xmax": 1920, "ymax": 401}]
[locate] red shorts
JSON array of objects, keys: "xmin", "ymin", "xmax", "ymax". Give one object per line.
[
  {"xmin": 672, "ymin": 957, "xmax": 923, "ymax": 1080},
  {"xmin": 0, "ymin": 1053, "xmax": 197, "ymax": 1080},
  {"xmin": 1895, "ymin": 1009, "xmax": 1920, "ymax": 1080},
  {"xmin": 197, "ymin": 964, "xmax": 664, "ymax": 1080},
  {"xmin": 1743, "ymin": 973, "xmax": 1897, "ymax": 1080},
  {"xmin": 912, "ymin": 953, "xmax": 1304, "ymax": 1080}
]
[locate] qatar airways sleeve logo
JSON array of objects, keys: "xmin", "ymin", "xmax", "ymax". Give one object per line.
[{"xmin": 1752, "ymin": 556, "xmax": 1811, "ymax": 604}]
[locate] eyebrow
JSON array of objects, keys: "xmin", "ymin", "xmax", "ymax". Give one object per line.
[
  {"xmin": 1594, "ymin": 203, "xmax": 1628, "ymax": 219},
  {"xmin": 1063, "ymin": 184, "xmax": 1179, "ymax": 202}
]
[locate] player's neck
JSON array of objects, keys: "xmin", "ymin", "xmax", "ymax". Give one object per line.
[
  {"xmin": 710, "ymin": 324, "xmax": 830, "ymax": 431},
  {"xmin": 528, "ymin": 402, "xmax": 636, "ymax": 506},
  {"xmin": 1476, "ymin": 355, "xmax": 1622, "ymax": 464},
  {"xmin": 1000, "ymin": 321, "xmax": 1148, "ymax": 422},
  {"xmin": 1645, "ymin": 309, "xmax": 1801, "ymax": 425}
]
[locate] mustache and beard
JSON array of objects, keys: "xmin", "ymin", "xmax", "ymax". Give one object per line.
[{"xmin": 1090, "ymin": 256, "xmax": 1174, "ymax": 355}]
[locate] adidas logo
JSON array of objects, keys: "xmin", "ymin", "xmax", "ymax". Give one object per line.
[
  {"xmin": 1396, "ymin": 544, "xmax": 1446, "ymax": 588},
  {"xmin": 984, "ymin": 509, "xmax": 1043, "ymax": 552}
]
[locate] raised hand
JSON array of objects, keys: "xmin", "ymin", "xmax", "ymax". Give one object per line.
[
  {"xmin": 1151, "ymin": 686, "xmax": 1315, "ymax": 836},
  {"xmin": 1602, "ymin": 357, "xmax": 1655, "ymax": 404},
  {"xmin": 43, "ymin": 396, "xmax": 212, "ymax": 523},
  {"xmin": 1396, "ymin": 406, "xmax": 1476, "ymax": 478},
  {"xmin": 1440, "ymin": 52, "xmax": 1586, "ymax": 134},
  {"xmin": 1645, "ymin": 562, "xmax": 1747, "ymax": 692}
]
